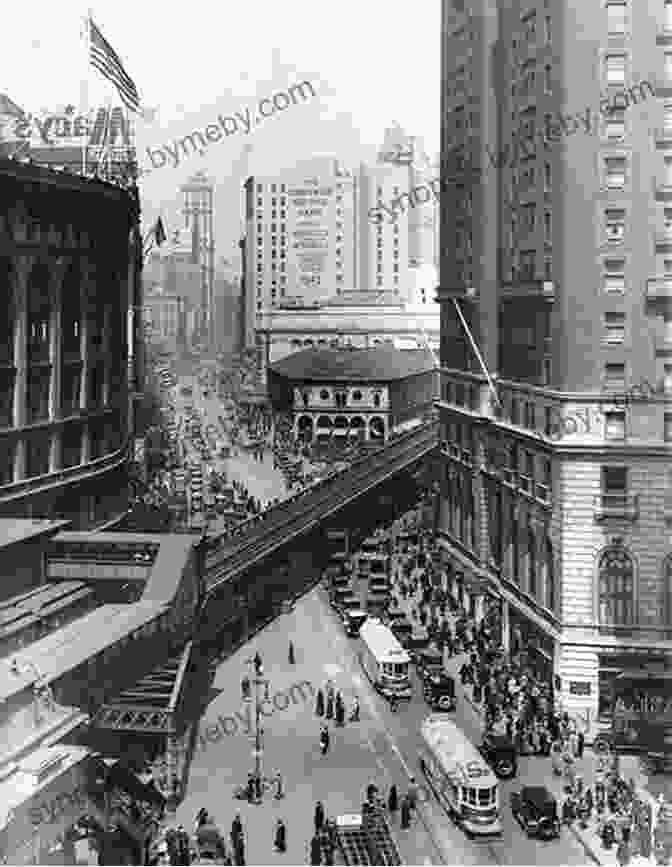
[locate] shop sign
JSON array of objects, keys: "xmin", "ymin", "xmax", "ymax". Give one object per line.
[
  {"xmin": 2, "ymin": 105, "xmax": 131, "ymax": 148},
  {"xmin": 569, "ymin": 681, "xmax": 592, "ymax": 696}
]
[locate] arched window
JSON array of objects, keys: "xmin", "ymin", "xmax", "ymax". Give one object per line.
[
  {"xmin": 598, "ymin": 546, "xmax": 635, "ymax": 626},
  {"xmin": 528, "ymin": 528, "xmax": 536, "ymax": 597}
]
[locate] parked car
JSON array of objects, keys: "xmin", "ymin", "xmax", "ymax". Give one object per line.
[
  {"xmin": 510, "ymin": 786, "xmax": 560, "ymax": 839},
  {"xmin": 479, "ymin": 732, "xmax": 518, "ymax": 778}
]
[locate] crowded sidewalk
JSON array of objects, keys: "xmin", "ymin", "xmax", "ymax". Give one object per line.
[{"xmin": 383, "ymin": 519, "xmax": 672, "ymax": 867}]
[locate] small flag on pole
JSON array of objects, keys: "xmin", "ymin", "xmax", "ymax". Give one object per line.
[
  {"xmin": 154, "ymin": 217, "xmax": 166, "ymax": 246},
  {"xmin": 88, "ymin": 16, "xmax": 141, "ymax": 114}
]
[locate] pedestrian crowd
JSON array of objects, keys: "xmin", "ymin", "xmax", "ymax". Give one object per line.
[{"xmin": 151, "ymin": 807, "xmax": 289, "ymax": 865}]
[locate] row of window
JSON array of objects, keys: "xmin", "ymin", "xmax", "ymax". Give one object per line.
[{"xmin": 256, "ymin": 183, "xmax": 346, "ymax": 194}]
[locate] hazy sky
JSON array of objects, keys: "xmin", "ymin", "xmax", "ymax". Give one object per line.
[{"xmin": 4, "ymin": 1, "xmax": 439, "ymax": 257}]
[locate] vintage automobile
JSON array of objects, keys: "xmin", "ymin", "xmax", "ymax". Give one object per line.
[
  {"xmin": 423, "ymin": 673, "xmax": 456, "ymax": 711},
  {"xmin": 416, "ymin": 645, "xmax": 444, "ymax": 682},
  {"xmin": 344, "ymin": 609, "xmax": 369, "ymax": 637},
  {"xmin": 510, "ymin": 786, "xmax": 561, "ymax": 839},
  {"xmin": 479, "ymin": 732, "xmax": 518, "ymax": 779}
]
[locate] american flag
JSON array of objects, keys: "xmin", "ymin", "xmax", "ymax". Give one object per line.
[{"xmin": 89, "ymin": 16, "xmax": 141, "ymax": 114}]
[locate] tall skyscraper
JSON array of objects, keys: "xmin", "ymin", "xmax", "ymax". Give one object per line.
[
  {"xmin": 245, "ymin": 156, "xmax": 356, "ymax": 313},
  {"xmin": 437, "ymin": 0, "xmax": 671, "ymax": 735},
  {"xmin": 181, "ymin": 171, "xmax": 215, "ymax": 348}
]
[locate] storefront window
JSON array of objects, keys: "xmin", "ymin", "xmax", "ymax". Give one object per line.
[{"xmin": 598, "ymin": 546, "xmax": 634, "ymax": 626}]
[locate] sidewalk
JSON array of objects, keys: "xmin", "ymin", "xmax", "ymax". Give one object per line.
[
  {"xmin": 439, "ymin": 629, "xmax": 658, "ymax": 867},
  {"xmin": 388, "ymin": 568, "xmax": 662, "ymax": 867}
]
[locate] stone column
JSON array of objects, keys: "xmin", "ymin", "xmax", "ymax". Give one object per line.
[
  {"xmin": 48, "ymin": 267, "xmax": 64, "ymax": 472},
  {"xmin": 102, "ymin": 303, "xmax": 111, "ymax": 409},
  {"xmin": 12, "ymin": 262, "xmax": 31, "ymax": 481},
  {"xmin": 79, "ymin": 284, "xmax": 91, "ymax": 464}
]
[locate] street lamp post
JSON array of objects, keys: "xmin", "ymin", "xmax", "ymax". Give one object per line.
[{"xmin": 242, "ymin": 652, "xmax": 271, "ymax": 803}]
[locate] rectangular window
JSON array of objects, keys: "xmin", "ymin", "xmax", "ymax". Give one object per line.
[
  {"xmin": 666, "ymin": 0, "xmax": 672, "ymax": 31},
  {"xmin": 604, "ymin": 258, "xmax": 626, "ymax": 293},
  {"xmin": 665, "ymin": 156, "xmax": 672, "ymax": 186},
  {"xmin": 605, "ymin": 411, "xmax": 626, "ymax": 440},
  {"xmin": 665, "ymin": 414, "xmax": 672, "ymax": 442},
  {"xmin": 605, "ymin": 363, "xmax": 626, "ymax": 391},
  {"xmin": 605, "ymin": 157, "xmax": 626, "ymax": 189},
  {"xmin": 606, "ymin": 107, "xmax": 626, "ymax": 140},
  {"xmin": 545, "ymin": 15, "xmax": 551, "ymax": 44},
  {"xmin": 544, "ymin": 64, "xmax": 552, "ymax": 93},
  {"xmin": 664, "ymin": 103, "xmax": 672, "ymax": 130},
  {"xmin": 606, "ymin": 1, "xmax": 626, "ymax": 34},
  {"xmin": 664, "ymin": 364, "xmax": 672, "ymax": 394},
  {"xmin": 600, "ymin": 466, "xmax": 630, "ymax": 515},
  {"xmin": 605, "ymin": 209, "xmax": 625, "ymax": 242},
  {"xmin": 606, "ymin": 54, "xmax": 626, "ymax": 85},
  {"xmin": 605, "ymin": 312, "xmax": 626, "ymax": 343}
]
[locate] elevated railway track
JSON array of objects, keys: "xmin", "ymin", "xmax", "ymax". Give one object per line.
[{"xmin": 202, "ymin": 421, "xmax": 438, "ymax": 599}]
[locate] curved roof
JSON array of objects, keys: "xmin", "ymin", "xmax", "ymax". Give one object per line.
[{"xmin": 269, "ymin": 345, "xmax": 434, "ymax": 382}]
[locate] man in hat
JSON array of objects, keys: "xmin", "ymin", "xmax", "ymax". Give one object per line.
[
  {"xmin": 314, "ymin": 800, "xmax": 325, "ymax": 834},
  {"xmin": 274, "ymin": 818, "xmax": 287, "ymax": 853}
]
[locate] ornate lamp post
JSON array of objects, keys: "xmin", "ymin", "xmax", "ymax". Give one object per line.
[{"xmin": 241, "ymin": 652, "xmax": 271, "ymax": 803}]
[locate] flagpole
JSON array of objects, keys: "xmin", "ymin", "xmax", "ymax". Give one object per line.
[
  {"xmin": 81, "ymin": 11, "xmax": 92, "ymax": 175},
  {"xmin": 452, "ymin": 297, "xmax": 501, "ymax": 409}
]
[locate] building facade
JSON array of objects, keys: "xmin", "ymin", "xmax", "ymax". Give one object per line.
[
  {"xmin": 268, "ymin": 345, "xmax": 437, "ymax": 444},
  {"xmin": 0, "ymin": 158, "xmax": 140, "ymax": 529},
  {"xmin": 244, "ymin": 144, "xmax": 440, "ymax": 374},
  {"xmin": 181, "ymin": 171, "xmax": 215, "ymax": 349},
  {"xmin": 437, "ymin": 0, "xmax": 672, "ymax": 737},
  {"xmin": 256, "ymin": 297, "xmax": 440, "ymax": 384}
]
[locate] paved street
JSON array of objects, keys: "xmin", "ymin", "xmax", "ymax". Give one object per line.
[
  {"xmin": 172, "ymin": 579, "xmax": 596, "ymax": 865},
  {"xmin": 173, "ymin": 375, "xmax": 289, "ymax": 506}
]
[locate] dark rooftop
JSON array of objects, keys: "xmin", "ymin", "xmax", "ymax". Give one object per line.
[{"xmin": 269, "ymin": 345, "xmax": 435, "ymax": 382}]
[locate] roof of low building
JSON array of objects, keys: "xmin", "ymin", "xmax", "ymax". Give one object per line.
[
  {"xmin": 269, "ymin": 345, "xmax": 435, "ymax": 382},
  {"xmin": 0, "ymin": 519, "xmax": 71, "ymax": 549}
]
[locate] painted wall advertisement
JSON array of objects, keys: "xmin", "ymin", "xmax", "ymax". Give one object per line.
[{"xmin": 288, "ymin": 178, "xmax": 333, "ymax": 293}]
